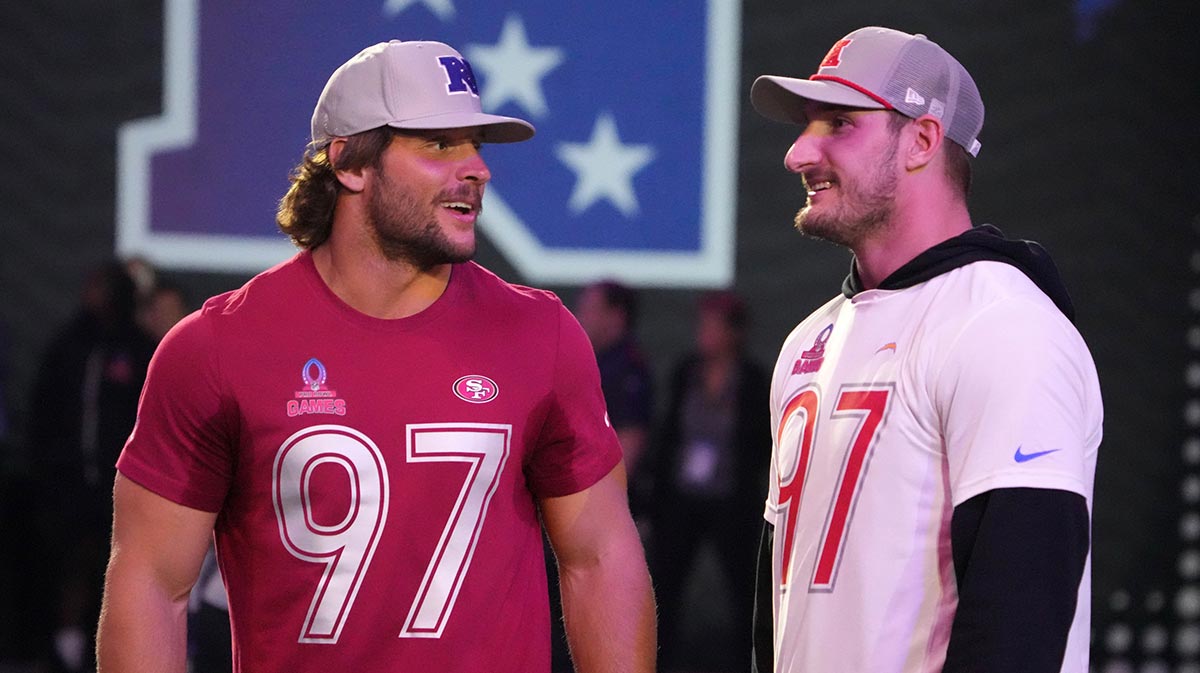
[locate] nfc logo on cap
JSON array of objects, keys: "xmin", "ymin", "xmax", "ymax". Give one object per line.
[{"xmin": 438, "ymin": 56, "xmax": 480, "ymax": 96}]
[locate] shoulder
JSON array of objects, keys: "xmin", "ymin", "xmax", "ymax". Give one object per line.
[
  {"xmin": 926, "ymin": 262, "xmax": 1101, "ymax": 409},
  {"xmin": 185, "ymin": 253, "xmax": 310, "ymax": 328},
  {"xmin": 930, "ymin": 262, "xmax": 1087, "ymax": 353},
  {"xmin": 774, "ymin": 294, "xmax": 845, "ymax": 376},
  {"xmin": 150, "ymin": 306, "xmax": 221, "ymax": 375},
  {"xmin": 451, "ymin": 263, "xmax": 579, "ymax": 355},
  {"xmin": 938, "ymin": 260, "xmax": 1060, "ymax": 308},
  {"xmin": 145, "ymin": 255, "xmax": 308, "ymax": 369},
  {"xmin": 456, "ymin": 262, "xmax": 566, "ymax": 316},
  {"xmin": 781, "ymin": 293, "xmax": 844, "ymax": 342},
  {"xmin": 451, "ymin": 263, "xmax": 588, "ymax": 365}
]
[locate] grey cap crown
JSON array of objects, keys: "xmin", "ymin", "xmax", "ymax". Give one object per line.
[
  {"xmin": 751, "ymin": 26, "xmax": 983, "ymax": 157},
  {"xmin": 311, "ymin": 40, "xmax": 535, "ymax": 145}
]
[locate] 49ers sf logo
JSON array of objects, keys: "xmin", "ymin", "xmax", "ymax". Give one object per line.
[{"xmin": 453, "ymin": 375, "xmax": 499, "ymax": 404}]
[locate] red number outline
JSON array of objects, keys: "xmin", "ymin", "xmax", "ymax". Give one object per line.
[{"xmin": 775, "ymin": 385, "xmax": 892, "ymax": 591}]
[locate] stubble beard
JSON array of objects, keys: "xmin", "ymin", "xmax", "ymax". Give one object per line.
[
  {"xmin": 794, "ymin": 134, "xmax": 900, "ymax": 249},
  {"xmin": 366, "ymin": 170, "xmax": 477, "ymax": 270}
]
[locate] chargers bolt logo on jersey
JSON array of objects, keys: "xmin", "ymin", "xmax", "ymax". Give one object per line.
[
  {"xmin": 287, "ymin": 358, "xmax": 347, "ymax": 417},
  {"xmin": 454, "ymin": 375, "xmax": 499, "ymax": 404},
  {"xmin": 793, "ymin": 324, "xmax": 834, "ymax": 375}
]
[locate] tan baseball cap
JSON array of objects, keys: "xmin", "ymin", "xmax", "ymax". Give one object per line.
[
  {"xmin": 311, "ymin": 40, "xmax": 535, "ymax": 145},
  {"xmin": 751, "ymin": 26, "xmax": 983, "ymax": 157}
]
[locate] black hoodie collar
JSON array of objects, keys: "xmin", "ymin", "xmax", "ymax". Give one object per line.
[{"xmin": 841, "ymin": 224, "xmax": 1076, "ymax": 322}]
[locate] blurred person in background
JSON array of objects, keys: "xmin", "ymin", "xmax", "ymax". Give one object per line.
[
  {"xmin": 650, "ymin": 290, "xmax": 770, "ymax": 672},
  {"xmin": 29, "ymin": 260, "xmax": 156, "ymax": 672},
  {"xmin": 137, "ymin": 281, "xmax": 191, "ymax": 343},
  {"xmin": 574, "ymin": 280, "xmax": 655, "ymax": 489}
]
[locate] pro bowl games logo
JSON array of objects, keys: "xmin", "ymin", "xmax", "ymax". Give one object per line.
[
  {"xmin": 288, "ymin": 358, "xmax": 347, "ymax": 417},
  {"xmin": 117, "ymin": 0, "xmax": 740, "ymax": 287},
  {"xmin": 793, "ymin": 324, "xmax": 833, "ymax": 376}
]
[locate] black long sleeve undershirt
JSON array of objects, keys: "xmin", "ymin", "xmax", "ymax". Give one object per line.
[
  {"xmin": 943, "ymin": 487, "xmax": 1090, "ymax": 673},
  {"xmin": 750, "ymin": 487, "xmax": 1089, "ymax": 673}
]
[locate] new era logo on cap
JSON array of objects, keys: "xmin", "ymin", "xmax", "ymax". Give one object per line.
[{"xmin": 750, "ymin": 26, "xmax": 984, "ymax": 157}]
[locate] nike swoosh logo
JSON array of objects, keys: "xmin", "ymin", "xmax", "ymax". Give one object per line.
[{"xmin": 1013, "ymin": 446, "xmax": 1061, "ymax": 463}]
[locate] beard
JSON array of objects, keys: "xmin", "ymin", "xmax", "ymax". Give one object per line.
[
  {"xmin": 794, "ymin": 133, "xmax": 899, "ymax": 248},
  {"xmin": 366, "ymin": 169, "xmax": 478, "ymax": 270}
]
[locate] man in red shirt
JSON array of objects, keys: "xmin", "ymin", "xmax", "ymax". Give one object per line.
[{"xmin": 97, "ymin": 40, "xmax": 655, "ymax": 673}]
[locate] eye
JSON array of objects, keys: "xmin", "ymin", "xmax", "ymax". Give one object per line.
[{"xmin": 832, "ymin": 116, "xmax": 853, "ymax": 129}]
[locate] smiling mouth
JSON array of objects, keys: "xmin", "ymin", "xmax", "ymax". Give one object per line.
[
  {"xmin": 441, "ymin": 201, "xmax": 478, "ymax": 215},
  {"xmin": 806, "ymin": 181, "xmax": 833, "ymax": 197}
]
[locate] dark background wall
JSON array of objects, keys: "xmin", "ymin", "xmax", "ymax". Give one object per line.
[{"xmin": 0, "ymin": 0, "xmax": 1197, "ymax": 667}]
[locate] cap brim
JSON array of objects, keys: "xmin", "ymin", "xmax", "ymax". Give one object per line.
[
  {"xmin": 387, "ymin": 111, "xmax": 535, "ymax": 143},
  {"xmin": 751, "ymin": 75, "xmax": 886, "ymax": 124}
]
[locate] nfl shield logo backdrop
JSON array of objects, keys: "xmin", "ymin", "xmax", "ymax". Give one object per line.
[{"xmin": 117, "ymin": 0, "xmax": 740, "ymax": 287}]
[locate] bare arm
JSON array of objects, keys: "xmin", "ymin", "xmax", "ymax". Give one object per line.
[
  {"xmin": 97, "ymin": 473, "xmax": 218, "ymax": 673},
  {"xmin": 541, "ymin": 463, "xmax": 656, "ymax": 673}
]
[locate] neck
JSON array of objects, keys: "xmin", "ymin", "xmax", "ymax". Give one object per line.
[
  {"xmin": 312, "ymin": 212, "xmax": 451, "ymax": 319},
  {"xmin": 853, "ymin": 196, "xmax": 972, "ymax": 290}
]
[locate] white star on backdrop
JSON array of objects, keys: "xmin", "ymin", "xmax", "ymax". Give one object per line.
[
  {"xmin": 464, "ymin": 15, "xmax": 564, "ymax": 118},
  {"xmin": 382, "ymin": 0, "xmax": 454, "ymax": 22},
  {"xmin": 556, "ymin": 112, "xmax": 656, "ymax": 217}
]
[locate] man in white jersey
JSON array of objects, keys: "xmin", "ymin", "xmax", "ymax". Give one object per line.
[
  {"xmin": 747, "ymin": 26, "xmax": 1102, "ymax": 673},
  {"xmin": 96, "ymin": 40, "xmax": 655, "ymax": 673}
]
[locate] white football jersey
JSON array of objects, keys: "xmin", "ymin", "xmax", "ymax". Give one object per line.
[{"xmin": 766, "ymin": 261, "xmax": 1101, "ymax": 673}]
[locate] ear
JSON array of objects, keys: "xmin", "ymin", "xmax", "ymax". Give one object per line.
[
  {"xmin": 328, "ymin": 138, "xmax": 367, "ymax": 193},
  {"xmin": 905, "ymin": 114, "xmax": 944, "ymax": 172}
]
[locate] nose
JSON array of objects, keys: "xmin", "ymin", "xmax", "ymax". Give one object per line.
[
  {"xmin": 458, "ymin": 147, "xmax": 491, "ymax": 184},
  {"xmin": 784, "ymin": 129, "xmax": 818, "ymax": 174}
]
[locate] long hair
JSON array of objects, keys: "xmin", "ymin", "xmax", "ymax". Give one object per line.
[{"xmin": 275, "ymin": 127, "xmax": 394, "ymax": 249}]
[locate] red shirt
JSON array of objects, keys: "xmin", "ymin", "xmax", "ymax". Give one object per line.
[{"xmin": 118, "ymin": 252, "xmax": 622, "ymax": 672}]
